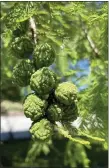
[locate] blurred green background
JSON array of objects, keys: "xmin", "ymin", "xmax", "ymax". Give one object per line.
[{"xmin": 1, "ymin": 2, "xmax": 108, "ymax": 167}]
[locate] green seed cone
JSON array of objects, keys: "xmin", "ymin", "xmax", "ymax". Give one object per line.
[
  {"xmin": 23, "ymin": 94, "xmax": 47, "ymax": 121},
  {"xmin": 4, "ymin": 2, "xmax": 36, "ymax": 29},
  {"xmin": 33, "ymin": 43, "xmax": 55, "ymax": 68},
  {"xmin": 47, "ymin": 104, "xmax": 63, "ymax": 121},
  {"xmin": 55, "ymin": 82, "xmax": 78, "ymax": 105},
  {"xmin": 61, "ymin": 103, "xmax": 78, "ymax": 122},
  {"xmin": 11, "ymin": 36, "xmax": 34, "ymax": 59},
  {"xmin": 30, "ymin": 67, "xmax": 58, "ymax": 96},
  {"xmin": 30, "ymin": 119, "xmax": 54, "ymax": 141},
  {"xmin": 12, "ymin": 59, "xmax": 35, "ymax": 87},
  {"xmin": 13, "ymin": 20, "xmax": 29, "ymax": 37}
]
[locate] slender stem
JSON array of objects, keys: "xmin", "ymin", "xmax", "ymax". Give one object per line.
[
  {"xmin": 55, "ymin": 122, "xmax": 90, "ymax": 145},
  {"xmin": 78, "ymin": 131, "xmax": 105, "ymax": 142},
  {"xmin": 29, "ymin": 17, "xmax": 37, "ymax": 44},
  {"xmin": 79, "ymin": 15, "xmax": 100, "ymax": 58},
  {"xmin": 82, "ymin": 25, "xmax": 100, "ymax": 57}
]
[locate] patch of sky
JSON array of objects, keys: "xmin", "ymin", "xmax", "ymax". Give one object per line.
[
  {"xmin": 69, "ymin": 59, "xmax": 90, "ymax": 91},
  {"xmin": 29, "ymin": 54, "xmax": 33, "ymax": 60}
]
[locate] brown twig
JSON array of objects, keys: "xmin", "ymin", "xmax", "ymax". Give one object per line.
[
  {"xmin": 82, "ymin": 25, "xmax": 100, "ymax": 57},
  {"xmin": 29, "ymin": 17, "xmax": 37, "ymax": 44},
  {"xmin": 79, "ymin": 15, "xmax": 100, "ymax": 58}
]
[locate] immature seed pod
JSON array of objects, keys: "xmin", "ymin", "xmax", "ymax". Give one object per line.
[
  {"xmin": 55, "ymin": 82, "xmax": 78, "ymax": 105},
  {"xmin": 61, "ymin": 103, "xmax": 78, "ymax": 122},
  {"xmin": 33, "ymin": 43, "xmax": 55, "ymax": 68},
  {"xmin": 11, "ymin": 36, "xmax": 34, "ymax": 59},
  {"xmin": 30, "ymin": 119, "xmax": 54, "ymax": 141},
  {"xmin": 23, "ymin": 94, "xmax": 47, "ymax": 121},
  {"xmin": 47, "ymin": 104, "xmax": 63, "ymax": 121},
  {"xmin": 30, "ymin": 67, "xmax": 58, "ymax": 96},
  {"xmin": 12, "ymin": 59, "xmax": 35, "ymax": 87}
]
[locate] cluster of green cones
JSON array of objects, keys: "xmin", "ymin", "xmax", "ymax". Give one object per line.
[
  {"xmin": 24, "ymin": 81, "xmax": 78, "ymax": 141},
  {"xmin": 11, "ymin": 38, "xmax": 78, "ymax": 141}
]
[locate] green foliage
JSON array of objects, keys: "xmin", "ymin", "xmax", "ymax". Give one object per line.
[
  {"xmin": 25, "ymin": 140, "xmax": 52, "ymax": 164},
  {"xmin": 78, "ymin": 67, "xmax": 108, "ymax": 141},
  {"xmin": 64, "ymin": 141, "xmax": 90, "ymax": 167}
]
